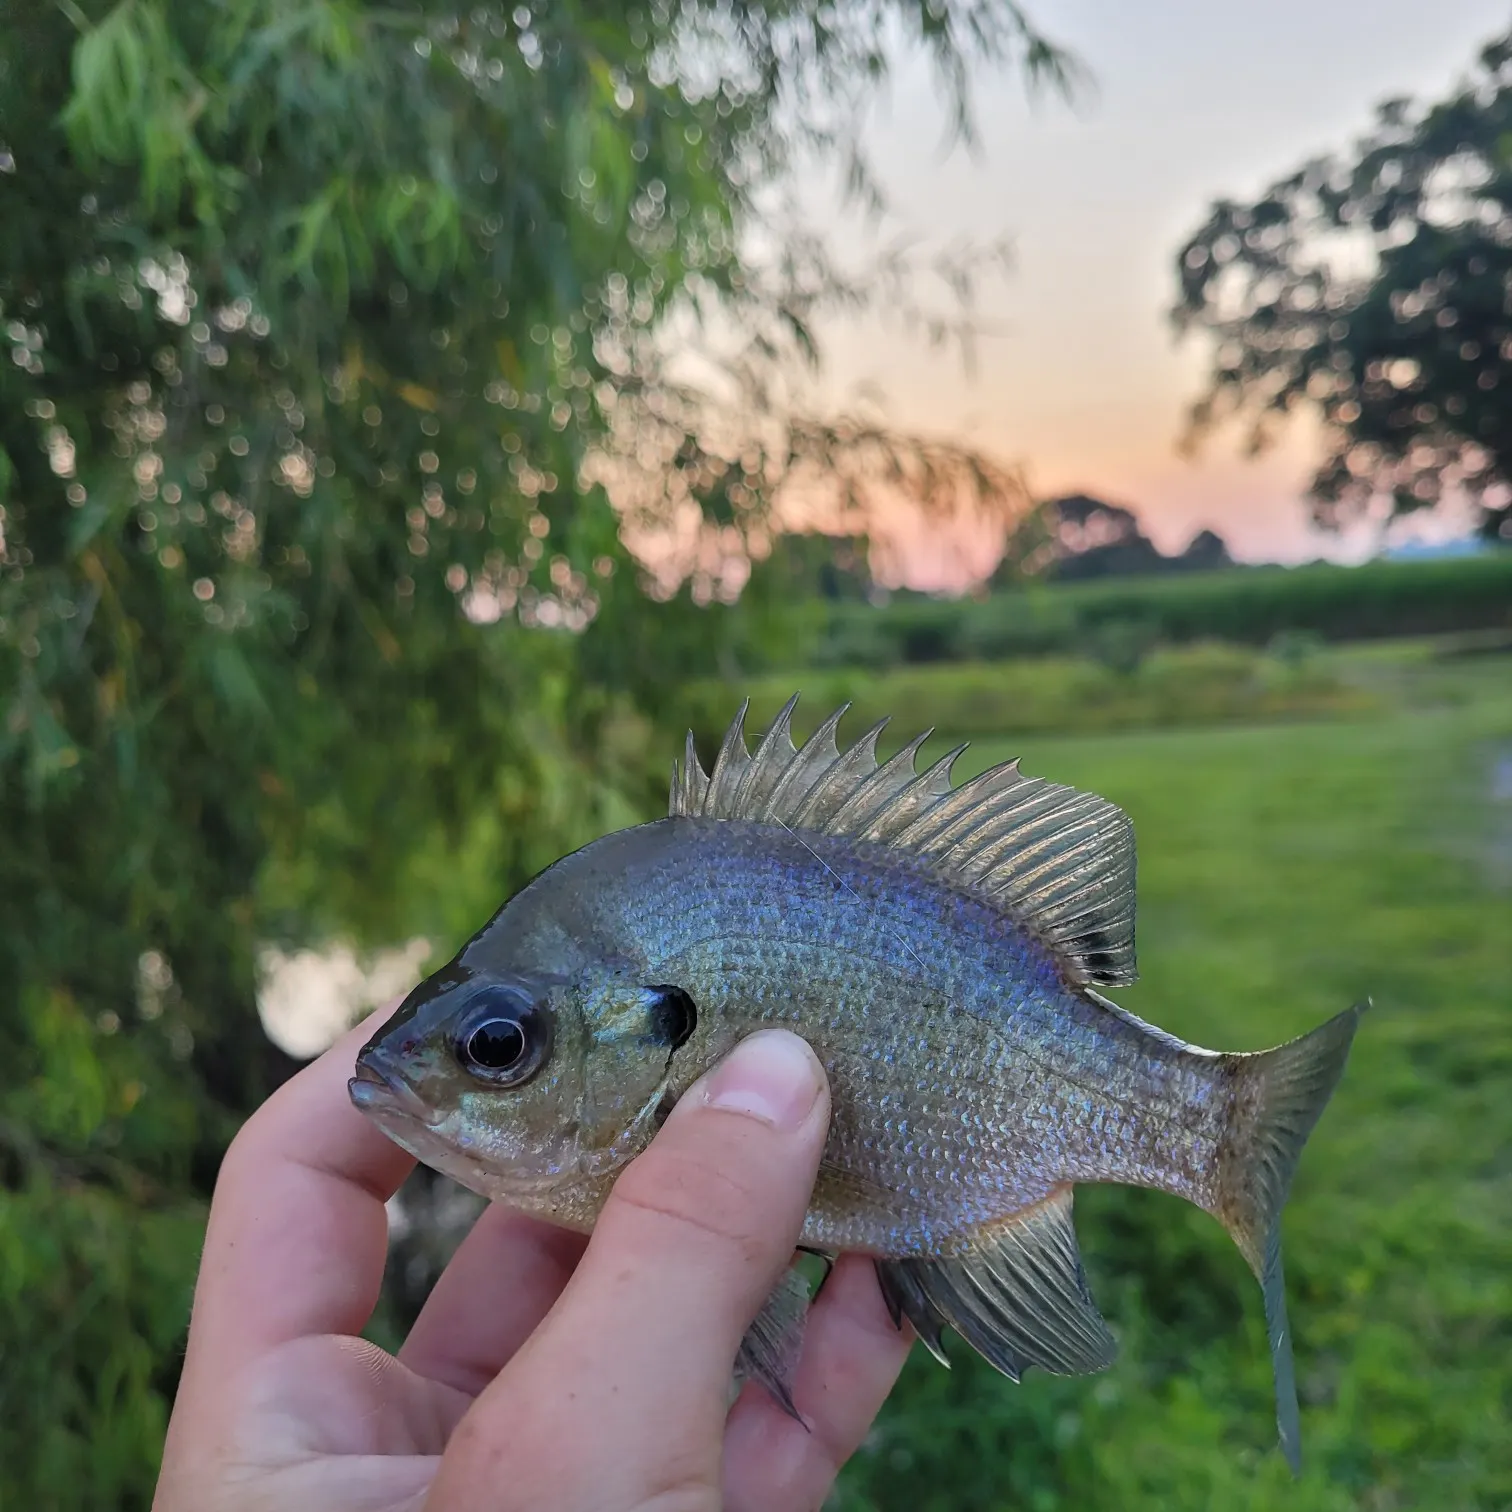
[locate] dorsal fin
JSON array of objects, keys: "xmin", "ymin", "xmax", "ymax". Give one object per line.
[{"xmin": 669, "ymin": 694, "xmax": 1137, "ymax": 987}]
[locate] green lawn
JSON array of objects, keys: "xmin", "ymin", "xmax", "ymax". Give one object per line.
[
  {"xmin": 820, "ymin": 653, "xmax": 1512, "ymax": 1510},
  {"xmin": 679, "ymin": 640, "xmax": 1378, "ymax": 746}
]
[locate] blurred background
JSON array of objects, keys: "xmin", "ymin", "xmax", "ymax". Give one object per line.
[{"xmin": 2, "ymin": 2, "xmax": 1509, "ymax": 1507}]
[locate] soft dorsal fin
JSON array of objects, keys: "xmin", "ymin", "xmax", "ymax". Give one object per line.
[
  {"xmin": 875, "ymin": 1185, "xmax": 1117, "ymax": 1381},
  {"xmin": 669, "ymin": 694, "xmax": 1138, "ymax": 988}
]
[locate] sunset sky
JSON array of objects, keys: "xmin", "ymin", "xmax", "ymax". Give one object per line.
[{"xmin": 796, "ymin": 0, "xmax": 1512, "ymax": 586}]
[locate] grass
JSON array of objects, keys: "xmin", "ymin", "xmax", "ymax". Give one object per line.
[
  {"xmin": 678, "ymin": 640, "xmax": 1379, "ymax": 748},
  {"xmin": 812, "ymin": 648, "xmax": 1512, "ymax": 1510}
]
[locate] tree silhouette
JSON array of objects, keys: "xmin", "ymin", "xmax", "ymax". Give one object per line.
[{"xmin": 1174, "ymin": 31, "xmax": 1512, "ymax": 545}]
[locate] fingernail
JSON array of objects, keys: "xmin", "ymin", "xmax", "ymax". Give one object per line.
[{"xmin": 703, "ymin": 1030, "xmax": 823, "ymax": 1130}]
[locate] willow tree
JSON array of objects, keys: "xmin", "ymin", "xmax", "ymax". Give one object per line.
[{"xmin": 0, "ymin": 2, "xmax": 1065, "ymax": 1504}]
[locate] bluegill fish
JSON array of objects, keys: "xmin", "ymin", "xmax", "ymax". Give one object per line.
[{"xmin": 350, "ymin": 696, "xmax": 1363, "ymax": 1472}]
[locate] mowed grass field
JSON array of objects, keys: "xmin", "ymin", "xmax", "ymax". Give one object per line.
[{"xmin": 747, "ymin": 647, "xmax": 1512, "ymax": 1511}]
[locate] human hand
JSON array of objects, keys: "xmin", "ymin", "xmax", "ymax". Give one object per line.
[{"xmin": 153, "ymin": 1006, "xmax": 912, "ymax": 1512}]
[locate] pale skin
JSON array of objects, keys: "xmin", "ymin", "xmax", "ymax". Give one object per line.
[{"xmin": 152, "ymin": 1007, "xmax": 913, "ymax": 1512}]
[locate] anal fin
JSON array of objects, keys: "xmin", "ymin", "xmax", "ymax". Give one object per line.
[{"xmin": 876, "ymin": 1185, "xmax": 1115, "ymax": 1381}]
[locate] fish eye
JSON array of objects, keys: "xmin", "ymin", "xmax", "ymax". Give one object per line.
[
  {"xmin": 465, "ymin": 1017, "xmax": 525, "ymax": 1069},
  {"xmin": 452, "ymin": 988, "xmax": 552, "ymax": 1088}
]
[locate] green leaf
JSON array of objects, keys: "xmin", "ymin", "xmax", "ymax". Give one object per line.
[{"xmin": 202, "ymin": 638, "xmax": 271, "ymax": 724}]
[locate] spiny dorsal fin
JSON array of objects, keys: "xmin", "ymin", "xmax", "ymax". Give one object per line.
[
  {"xmin": 701, "ymin": 698, "xmax": 756, "ymax": 816},
  {"xmin": 668, "ymin": 694, "xmax": 1137, "ymax": 988},
  {"xmin": 875, "ymin": 1186, "xmax": 1116, "ymax": 1381}
]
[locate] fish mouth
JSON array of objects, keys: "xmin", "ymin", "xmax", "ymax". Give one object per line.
[{"xmin": 348, "ymin": 1059, "xmax": 439, "ymax": 1128}]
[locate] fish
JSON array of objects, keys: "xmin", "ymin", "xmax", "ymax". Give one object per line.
[{"xmin": 350, "ymin": 694, "xmax": 1364, "ymax": 1472}]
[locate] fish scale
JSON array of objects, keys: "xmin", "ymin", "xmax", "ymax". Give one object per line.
[
  {"xmin": 351, "ymin": 694, "xmax": 1365, "ymax": 1475},
  {"xmin": 623, "ymin": 823, "xmax": 1217, "ymax": 1217}
]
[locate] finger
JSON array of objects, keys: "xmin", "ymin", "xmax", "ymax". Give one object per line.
[
  {"xmin": 722, "ymin": 1253, "xmax": 914, "ymax": 1512},
  {"xmin": 180, "ymin": 1001, "xmax": 416, "ymax": 1383},
  {"xmin": 398, "ymin": 1205, "xmax": 588, "ymax": 1396},
  {"xmin": 430, "ymin": 1029, "xmax": 830, "ymax": 1512}
]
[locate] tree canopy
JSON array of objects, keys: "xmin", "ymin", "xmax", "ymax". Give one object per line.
[
  {"xmin": 1173, "ymin": 28, "xmax": 1512, "ymax": 544},
  {"xmin": 1022, "ymin": 494, "xmax": 1233, "ymax": 581},
  {"xmin": 0, "ymin": 2, "xmax": 1068, "ymax": 1504}
]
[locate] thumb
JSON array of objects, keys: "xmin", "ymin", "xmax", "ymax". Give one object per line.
[{"xmin": 429, "ymin": 1029, "xmax": 830, "ymax": 1512}]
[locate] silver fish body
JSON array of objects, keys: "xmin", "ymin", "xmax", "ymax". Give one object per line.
[
  {"xmin": 451, "ymin": 816, "xmax": 1223, "ymax": 1251},
  {"xmin": 351, "ymin": 696, "xmax": 1363, "ymax": 1472}
]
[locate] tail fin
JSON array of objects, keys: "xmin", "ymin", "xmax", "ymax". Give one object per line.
[{"xmin": 1214, "ymin": 1002, "xmax": 1366, "ymax": 1475}]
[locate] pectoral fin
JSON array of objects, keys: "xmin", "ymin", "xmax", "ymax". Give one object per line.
[
  {"xmin": 733, "ymin": 1263, "xmax": 812, "ymax": 1420},
  {"xmin": 876, "ymin": 1185, "xmax": 1116, "ymax": 1381}
]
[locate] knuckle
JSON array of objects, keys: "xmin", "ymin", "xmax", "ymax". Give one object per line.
[
  {"xmin": 803, "ymin": 1418, "xmax": 851, "ymax": 1501},
  {"xmin": 609, "ymin": 1141, "xmax": 768, "ymax": 1266},
  {"xmin": 218, "ymin": 1079, "xmax": 299, "ymax": 1178},
  {"xmin": 745, "ymin": 1436, "xmax": 840, "ymax": 1512},
  {"xmin": 632, "ymin": 1457, "xmax": 721, "ymax": 1512},
  {"xmin": 215, "ymin": 1118, "xmax": 266, "ymax": 1190}
]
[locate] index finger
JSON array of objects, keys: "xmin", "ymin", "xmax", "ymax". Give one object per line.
[{"xmin": 179, "ymin": 1002, "xmax": 415, "ymax": 1384}]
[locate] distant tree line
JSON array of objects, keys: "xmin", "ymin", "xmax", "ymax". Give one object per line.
[
  {"xmin": 740, "ymin": 553, "xmax": 1512, "ymax": 672},
  {"xmin": 1022, "ymin": 495, "xmax": 1235, "ymax": 582}
]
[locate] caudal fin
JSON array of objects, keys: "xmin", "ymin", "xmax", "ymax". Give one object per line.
[{"xmin": 1214, "ymin": 1002, "xmax": 1366, "ymax": 1475}]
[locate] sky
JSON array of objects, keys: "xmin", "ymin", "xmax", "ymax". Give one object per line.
[{"xmin": 794, "ymin": 0, "xmax": 1512, "ymax": 585}]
